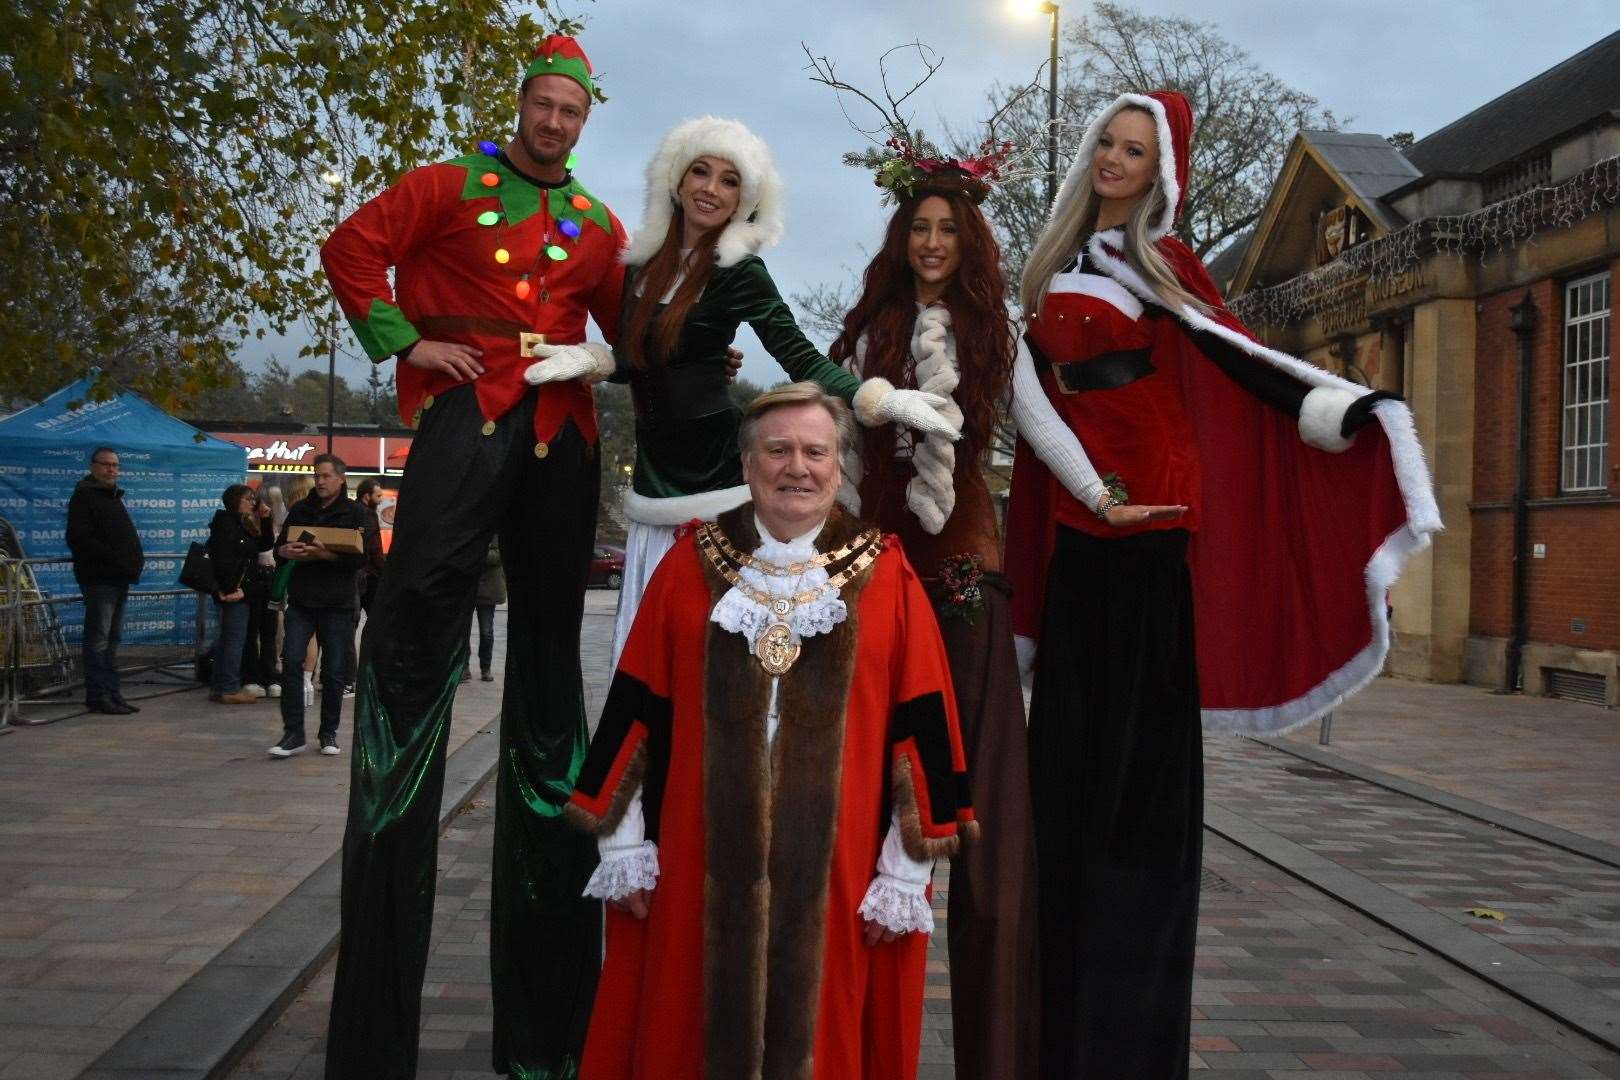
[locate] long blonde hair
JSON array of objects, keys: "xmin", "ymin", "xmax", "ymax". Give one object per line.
[{"xmin": 1019, "ymin": 105, "xmax": 1211, "ymax": 320}]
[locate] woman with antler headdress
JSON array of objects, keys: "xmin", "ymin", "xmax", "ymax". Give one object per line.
[
  {"xmin": 830, "ymin": 135, "xmax": 1040, "ymax": 1080},
  {"xmin": 1006, "ymin": 91, "xmax": 1441, "ymax": 1076},
  {"xmin": 523, "ymin": 115, "xmax": 963, "ymax": 665}
]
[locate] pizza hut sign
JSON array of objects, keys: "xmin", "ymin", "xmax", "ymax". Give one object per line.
[
  {"xmin": 247, "ymin": 440, "xmax": 318, "ymax": 466},
  {"xmin": 208, "ymin": 431, "xmax": 410, "ymax": 474}
]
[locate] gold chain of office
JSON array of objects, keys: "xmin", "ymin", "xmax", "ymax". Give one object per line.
[{"xmin": 695, "ymin": 522, "xmax": 883, "ymax": 676}]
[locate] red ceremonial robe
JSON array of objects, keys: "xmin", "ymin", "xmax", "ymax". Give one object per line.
[
  {"xmin": 567, "ymin": 506, "xmax": 975, "ymax": 1080},
  {"xmin": 1006, "ymin": 232, "xmax": 1443, "ymax": 734},
  {"xmin": 320, "ymin": 152, "xmax": 628, "ymax": 447}
]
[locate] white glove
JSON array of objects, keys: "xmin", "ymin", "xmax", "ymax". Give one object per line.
[
  {"xmin": 852, "ymin": 377, "xmax": 961, "ymax": 441},
  {"xmin": 523, "ymin": 341, "xmax": 616, "ymax": 385}
]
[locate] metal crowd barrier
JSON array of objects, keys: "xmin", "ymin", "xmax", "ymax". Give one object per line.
[{"xmin": 0, "ymin": 553, "xmax": 208, "ymax": 729}]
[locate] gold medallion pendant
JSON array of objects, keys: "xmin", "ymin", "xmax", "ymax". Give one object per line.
[
  {"xmin": 696, "ymin": 521, "xmax": 884, "ymax": 676},
  {"xmin": 755, "ymin": 621, "xmax": 801, "ymax": 676}
]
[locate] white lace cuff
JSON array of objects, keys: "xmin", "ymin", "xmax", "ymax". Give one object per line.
[
  {"xmin": 583, "ymin": 841, "xmax": 660, "ymax": 901},
  {"xmin": 858, "ymin": 874, "xmax": 934, "ymax": 936}
]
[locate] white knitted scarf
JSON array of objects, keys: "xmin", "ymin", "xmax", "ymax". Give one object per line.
[{"xmin": 839, "ymin": 304, "xmax": 963, "ymax": 534}]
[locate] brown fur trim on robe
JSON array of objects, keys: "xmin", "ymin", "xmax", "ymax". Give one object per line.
[
  {"xmin": 699, "ymin": 503, "xmax": 881, "ymax": 1080},
  {"xmin": 892, "ymin": 754, "xmax": 979, "ymax": 861},
  {"xmin": 562, "ymin": 742, "xmax": 646, "ymax": 836}
]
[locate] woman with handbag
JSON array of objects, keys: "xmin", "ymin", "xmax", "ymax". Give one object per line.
[
  {"xmin": 237, "ymin": 489, "xmax": 279, "ymax": 697},
  {"xmin": 207, "ymin": 484, "xmax": 274, "ymax": 705}
]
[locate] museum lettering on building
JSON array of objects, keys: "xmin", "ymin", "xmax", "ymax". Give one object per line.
[{"xmin": 1213, "ymin": 30, "xmax": 1618, "ymax": 706}]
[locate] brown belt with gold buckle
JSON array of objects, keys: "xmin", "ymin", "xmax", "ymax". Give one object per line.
[{"xmin": 414, "ymin": 316, "xmax": 547, "ymax": 358}]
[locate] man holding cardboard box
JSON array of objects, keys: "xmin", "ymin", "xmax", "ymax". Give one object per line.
[{"xmin": 269, "ymin": 453, "xmax": 367, "ymax": 758}]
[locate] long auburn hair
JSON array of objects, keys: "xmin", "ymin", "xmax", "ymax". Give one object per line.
[
  {"xmin": 622, "ymin": 202, "xmax": 728, "ymax": 368},
  {"xmin": 830, "ymin": 188, "xmax": 1014, "ymax": 486}
]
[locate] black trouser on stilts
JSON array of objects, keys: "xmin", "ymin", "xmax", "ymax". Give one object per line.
[
  {"xmin": 326, "ymin": 384, "xmax": 602, "ymax": 1080},
  {"xmin": 1029, "ymin": 526, "xmax": 1203, "ymax": 1080}
]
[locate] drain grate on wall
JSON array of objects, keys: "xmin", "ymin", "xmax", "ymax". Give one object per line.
[{"xmin": 1544, "ymin": 668, "xmax": 1609, "ymax": 706}]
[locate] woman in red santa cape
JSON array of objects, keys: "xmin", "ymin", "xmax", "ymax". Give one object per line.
[{"xmin": 1004, "ymin": 90, "xmax": 1441, "ymax": 1077}]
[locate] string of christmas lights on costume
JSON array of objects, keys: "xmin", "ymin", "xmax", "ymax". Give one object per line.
[
  {"xmin": 467, "ymin": 139, "xmax": 596, "ymax": 300},
  {"xmin": 1229, "ymin": 153, "xmax": 1620, "ymax": 328}
]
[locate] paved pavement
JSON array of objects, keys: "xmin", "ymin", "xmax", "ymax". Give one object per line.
[
  {"xmin": 1281, "ymin": 680, "xmax": 1620, "ymax": 847},
  {"xmin": 5, "ymin": 591, "xmax": 1620, "ymax": 1079},
  {"xmin": 0, "ymin": 595, "xmax": 621, "ymax": 1080},
  {"xmin": 227, "ymin": 769, "xmax": 1620, "ymax": 1080}
]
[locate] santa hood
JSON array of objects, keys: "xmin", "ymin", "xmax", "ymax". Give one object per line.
[
  {"xmin": 623, "ymin": 116, "xmax": 784, "ymax": 268},
  {"xmin": 1050, "ymin": 90, "xmax": 1193, "ymax": 241}
]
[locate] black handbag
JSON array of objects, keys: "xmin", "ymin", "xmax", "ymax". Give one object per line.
[{"xmin": 179, "ymin": 542, "xmax": 218, "ymax": 594}]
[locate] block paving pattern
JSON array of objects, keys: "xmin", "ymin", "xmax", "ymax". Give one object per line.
[
  {"xmin": 1206, "ymin": 736, "xmax": 1620, "ymax": 1018},
  {"xmin": 0, "ymin": 608, "xmax": 520, "ymax": 1080},
  {"xmin": 226, "ymin": 761, "xmax": 1620, "ymax": 1080},
  {"xmin": 1282, "ymin": 679, "xmax": 1620, "ymax": 847}
]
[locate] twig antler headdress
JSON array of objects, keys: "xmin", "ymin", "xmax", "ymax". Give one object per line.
[{"xmin": 803, "ymin": 41, "xmax": 1040, "ymax": 206}]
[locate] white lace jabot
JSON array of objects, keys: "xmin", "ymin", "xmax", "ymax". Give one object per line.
[{"xmin": 709, "ymin": 515, "xmax": 848, "ymax": 649}]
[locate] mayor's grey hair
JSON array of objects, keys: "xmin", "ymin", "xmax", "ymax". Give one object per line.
[{"xmin": 737, "ymin": 381, "xmax": 857, "ymax": 458}]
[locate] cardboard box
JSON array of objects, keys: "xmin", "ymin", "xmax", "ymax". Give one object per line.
[{"xmin": 294, "ymin": 525, "xmax": 365, "ymax": 555}]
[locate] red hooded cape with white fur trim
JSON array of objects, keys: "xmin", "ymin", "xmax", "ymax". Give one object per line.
[
  {"xmin": 1006, "ymin": 236, "xmax": 1441, "ymax": 736},
  {"xmin": 1006, "ymin": 88, "xmax": 1439, "ymax": 735}
]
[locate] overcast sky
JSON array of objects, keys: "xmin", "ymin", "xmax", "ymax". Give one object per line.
[{"xmin": 246, "ymin": 0, "xmax": 1619, "ymax": 393}]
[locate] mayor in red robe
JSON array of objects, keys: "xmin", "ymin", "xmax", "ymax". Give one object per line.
[{"xmin": 567, "ymin": 384, "xmax": 975, "ymax": 1079}]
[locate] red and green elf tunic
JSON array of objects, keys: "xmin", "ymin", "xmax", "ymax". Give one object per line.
[{"xmin": 321, "ymin": 149, "xmax": 628, "ymax": 449}]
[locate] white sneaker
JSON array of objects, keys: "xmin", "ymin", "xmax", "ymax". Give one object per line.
[
  {"xmin": 320, "ymin": 735, "xmax": 341, "ymax": 756},
  {"xmin": 242, "ymin": 683, "xmax": 265, "ymax": 699},
  {"xmin": 267, "ymin": 683, "xmax": 281, "ymax": 699}
]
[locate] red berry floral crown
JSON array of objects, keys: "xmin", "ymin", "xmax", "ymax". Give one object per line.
[{"xmin": 847, "ymin": 135, "xmax": 1017, "ymax": 206}]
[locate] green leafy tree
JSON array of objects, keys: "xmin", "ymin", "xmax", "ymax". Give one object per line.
[{"xmin": 1, "ymin": 0, "xmax": 576, "ymax": 409}]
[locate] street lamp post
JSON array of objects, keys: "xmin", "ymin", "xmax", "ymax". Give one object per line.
[
  {"xmin": 1014, "ymin": 1, "xmax": 1062, "ymax": 209},
  {"xmin": 320, "ymin": 170, "xmax": 344, "ymax": 454},
  {"xmin": 1042, "ymin": 2, "xmax": 1059, "ymax": 208}
]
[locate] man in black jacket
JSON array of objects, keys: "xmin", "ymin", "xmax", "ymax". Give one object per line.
[
  {"xmin": 269, "ymin": 454, "xmax": 367, "ymax": 758},
  {"xmin": 65, "ymin": 447, "xmax": 144, "ymax": 715}
]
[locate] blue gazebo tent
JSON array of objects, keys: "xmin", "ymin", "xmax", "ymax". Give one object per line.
[{"xmin": 0, "ymin": 376, "xmax": 247, "ymax": 650}]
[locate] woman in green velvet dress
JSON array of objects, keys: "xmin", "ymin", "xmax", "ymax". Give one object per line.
[{"xmin": 527, "ymin": 115, "xmax": 962, "ymax": 664}]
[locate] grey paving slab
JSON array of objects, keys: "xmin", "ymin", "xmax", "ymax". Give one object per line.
[
  {"xmin": 222, "ymin": 760, "xmax": 1620, "ymax": 1080},
  {"xmin": 1281, "ymin": 678, "xmax": 1620, "ymax": 847},
  {"xmin": 0, "ymin": 599, "xmax": 578, "ymax": 1079},
  {"xmin": 1261, "ymin": 738, "xmax": 1620, "ymax": 871},
  {"xmin": 1205, "ymin": 737, "xmax": 1620, "ymax": 1054}
]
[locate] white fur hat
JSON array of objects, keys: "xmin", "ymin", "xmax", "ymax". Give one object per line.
[{"xmin": 622, "ymin": 116, "xmax": 784, "ymax": 268}]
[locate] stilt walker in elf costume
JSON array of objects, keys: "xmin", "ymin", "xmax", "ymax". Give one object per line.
[{"xmin": 319, "ymin": 35, "xmax": 626, "ymax": 1079}]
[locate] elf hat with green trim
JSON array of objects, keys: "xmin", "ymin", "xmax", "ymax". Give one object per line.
[{"xmin": 523, "ymin": 34, "xmax": 596, "ymax": 101}]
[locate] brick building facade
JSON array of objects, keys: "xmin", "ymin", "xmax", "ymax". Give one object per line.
[{"xmin": 1216, "ymin": 32, "xmax": 1619, "ymax": 704}]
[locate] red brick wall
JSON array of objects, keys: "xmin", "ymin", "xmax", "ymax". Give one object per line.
[{"xmin": 1469, "ymin": 261, "xmax": 1620, "ymax": 651}]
